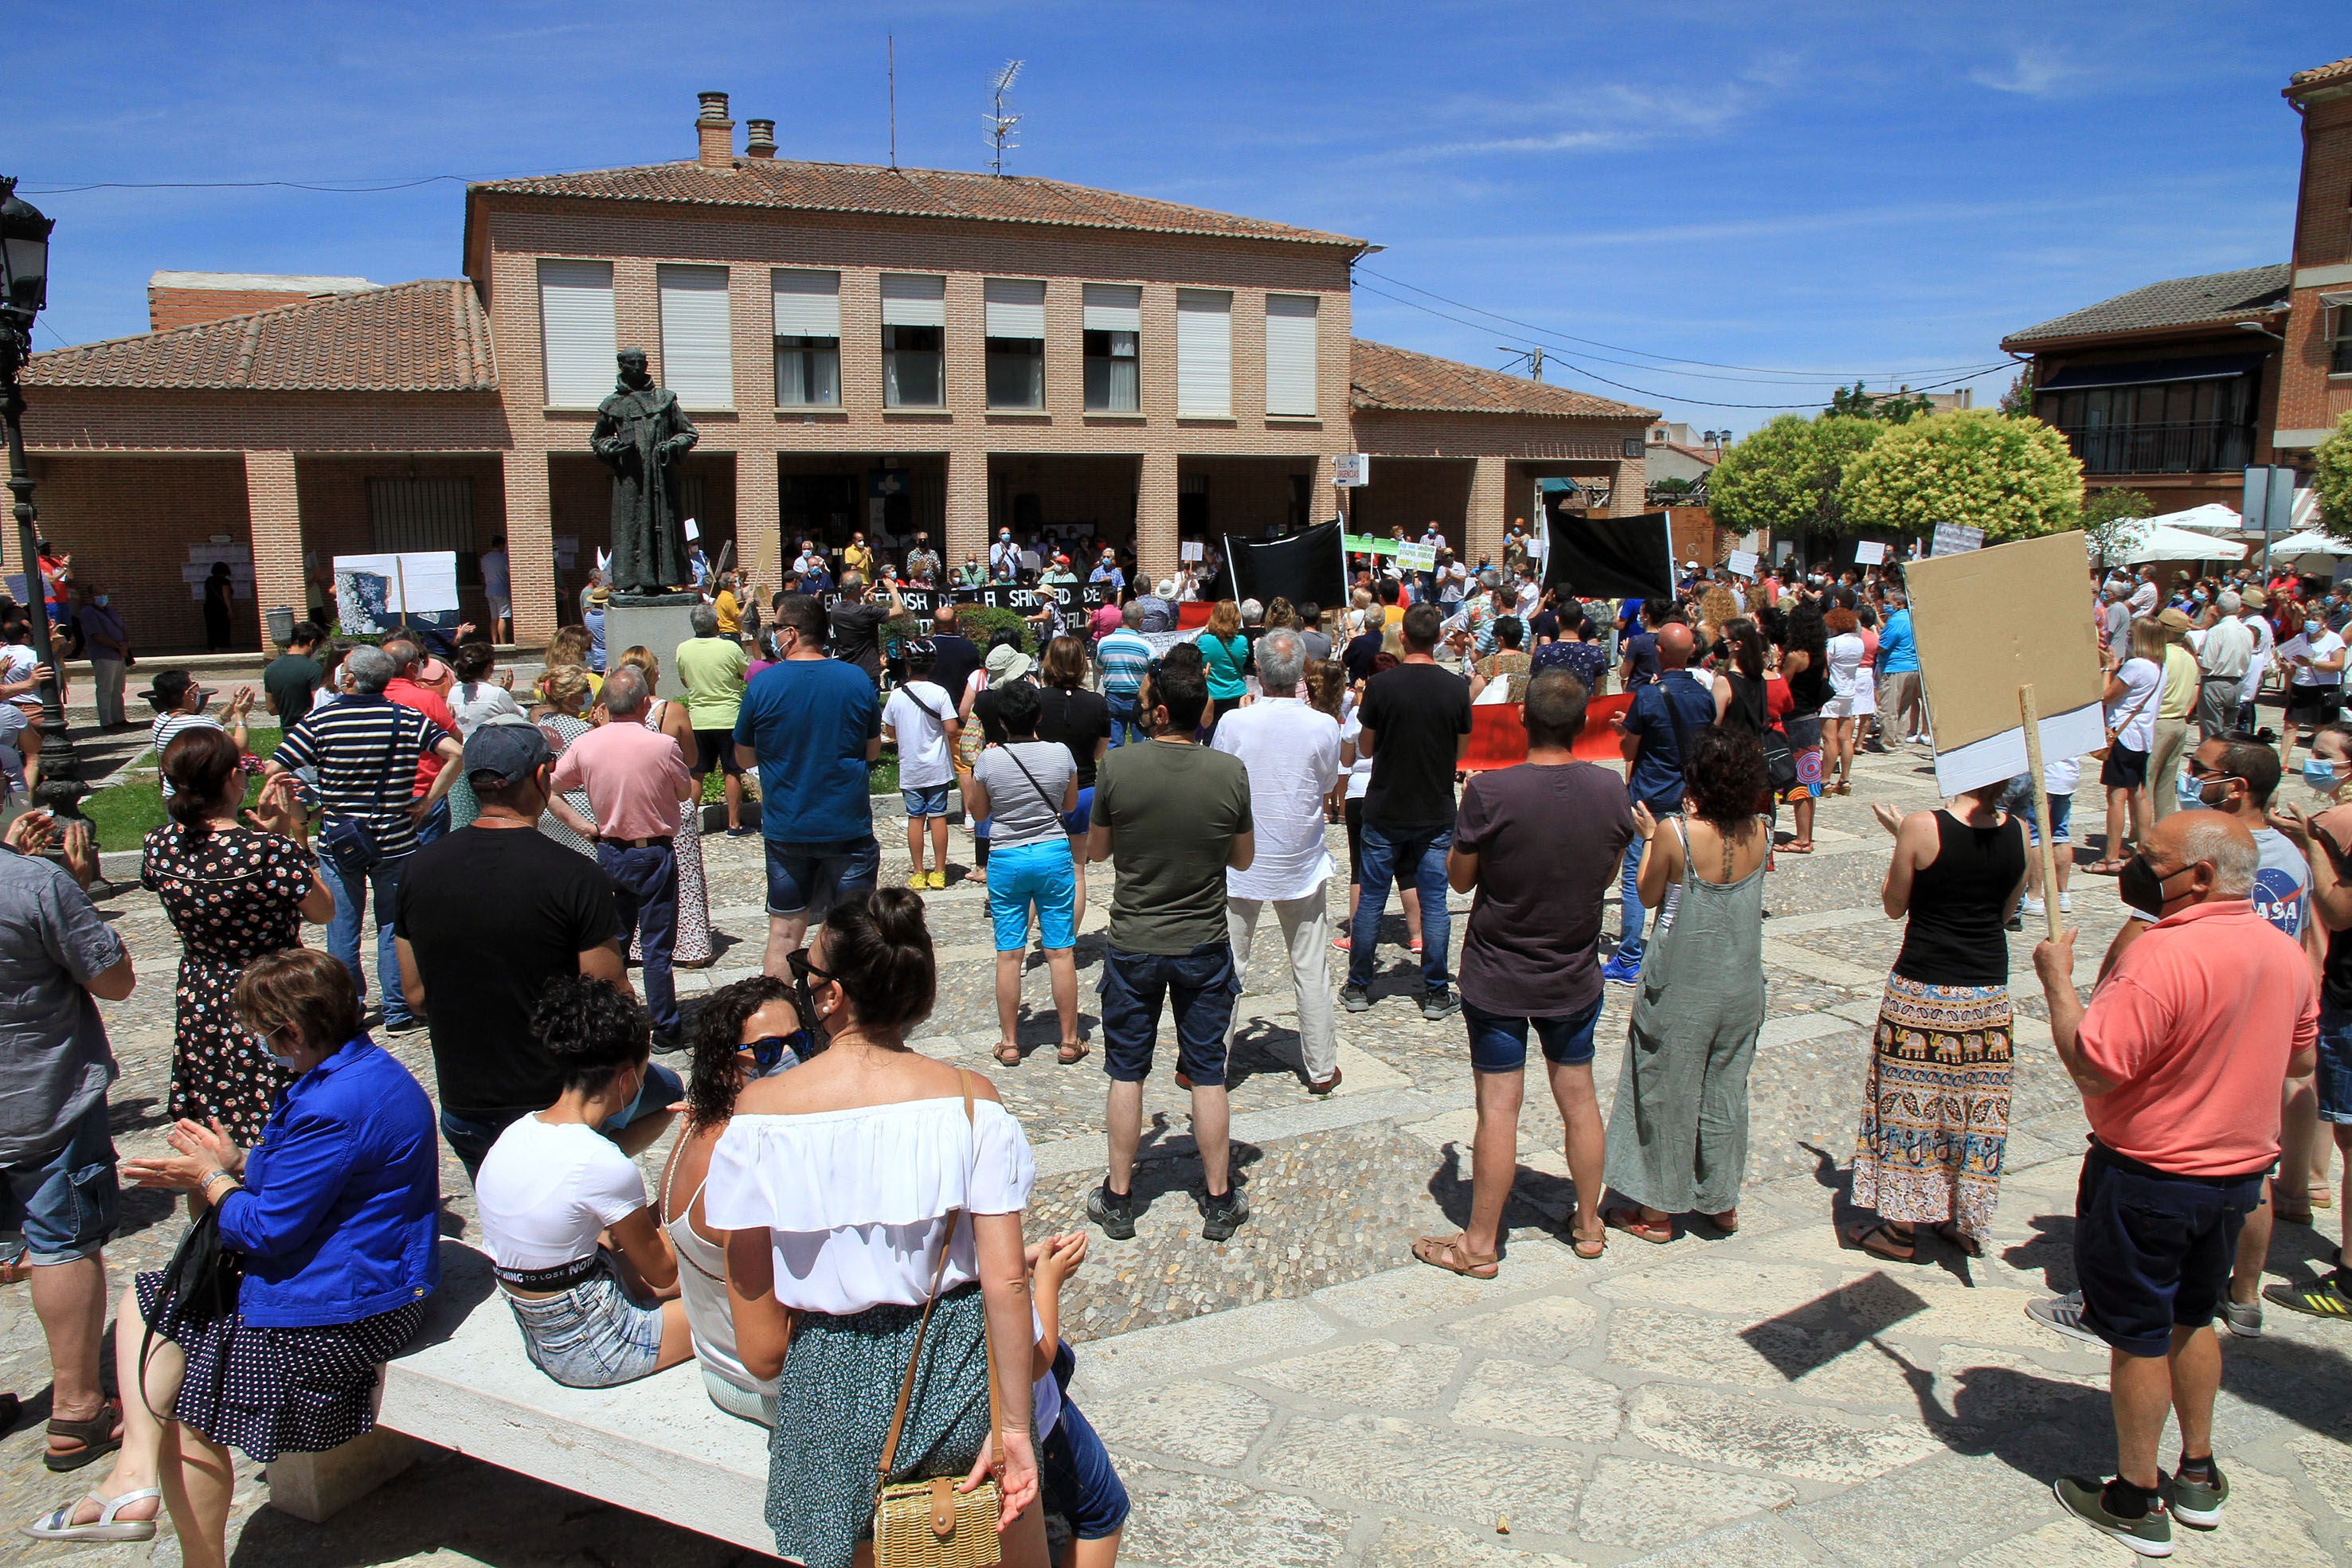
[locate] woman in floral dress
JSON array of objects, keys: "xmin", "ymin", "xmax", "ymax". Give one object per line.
[{"xmin": 140, "ymin": 728, "xmax": 335, "ymax": 1141}]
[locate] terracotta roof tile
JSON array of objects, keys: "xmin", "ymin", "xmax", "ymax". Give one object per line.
[
  {"xmin": 1349, "ymin": 338, "xmax": 1654, "ymax": 420},
  {"xmin": 1999, "ymin": 264, "xmax": 2290, "ymax": 349},
  {"xmin": 472, "ymin": 158, "xmax": 1366, "ymax": 248},
  {"xmin": 25, "ymin": 280, "xmax": 498, "ymax": 393},
  {"xmin": 2289, "ymin": 54, "xmax": 2352, "ymax": 91}
]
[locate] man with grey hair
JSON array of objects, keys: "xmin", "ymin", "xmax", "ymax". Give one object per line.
[
  {"xmin": 2195, "ymin": 590, "xmax": 2254, "ymax": 740},
  {"xmin": 265, "ymin": 643, "xmax": 462, "ymax": 1030},
  {"xmin": 2029, "ymin": 809, "xmax": 2316, "ymax": 1554},
  {"xmin": 1211, "ymin": 628, "xmax": 1344, "ymax": 1092},
  {"xmin": 827, "ymin": 569, "xmax": 903, "ymax": 685},
  {"xmin": 552, "ymin": 663, "xmax": 699, "ymax": 1046}
]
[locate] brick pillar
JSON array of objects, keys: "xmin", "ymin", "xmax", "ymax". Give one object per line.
[
  {"xmin": 1613, "ymin": 452, "xmax": 1646, "ymax": 517},
  {"xmin": 736, "ymin": 449, "xmax": 781, "ymax": 600},
  {"xmin": 944, "ymin": 447, "xmax": 988, "ymax": 570},
  {"xmin": 1136, "ymin": 449, "xmax": 1178, "ymax": 583},
  {"xmin": 1466, "ymin": 455, "xmax": 1507, "ymax": 566},
  {"xmin": 245, "ymin": 450, "xmax": 304, "ymax": 647},
  {"xmin": 503, "ymin": 450, "xmax": 559, "ymax": 647}
]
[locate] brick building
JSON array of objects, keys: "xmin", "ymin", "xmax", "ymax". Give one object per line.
[
  {"xmin": 13, "ymin": 93, "xmax": 1650, "ymax": 651},
  {"xmin": 1999, "ymin": 53, "xmax": 2352, "ymax": 513}
]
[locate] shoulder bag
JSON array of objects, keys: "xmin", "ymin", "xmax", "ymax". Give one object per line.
[
  {"xmin": 139, "ymin": 1201, "xmax": 245, "ymax": 1420},
  {"xmin": 318, "ymin": 709, "xmax": 408, "ymax": 873},
  {"xmin": 872, "ymin": 1075, "xmax": 1004, "ymax": 1567},
  {"xmin": 993, "ymin": 744, "xmax": 1069, "ymax": 825},
  {"xmin": 2092, "ymin": 667, "xmax": 2158, "ymax": 763}
]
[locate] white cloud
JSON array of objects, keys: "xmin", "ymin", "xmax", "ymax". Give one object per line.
[{"xmin": 1969, "ymin": 47, "xmax": 2079, "ymax": 97}]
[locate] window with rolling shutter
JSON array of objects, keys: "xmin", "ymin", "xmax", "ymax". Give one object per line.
[
  {"xmin": 773, "ymin": 270, "xmax": 841, "ymax": 406},
  {"xmin": 1264, "ymin": 294, "xmax": 1318, "ymax": 416},
  {"xmin": 368, "ymin": 478, "xmax": 475, "ymax": 555},
  {"xmin": 1082, "ymin": 285, "xmax": 1141, "ymax": 413},
  {"xmin": 984, "ymin": 279, "xmax": 1047, "ymax": 409},
  {"xmin": 538, "ymin": 259, "xmax": 615, "ymax": 409},
  {"xmin": 1176, "ymin": 289, "xmax": 1232, "ymax": 417},
  {"xmin": 881, "ymin": 274, "xmax": 946, "ymax": 407},
  {"xmin": 658, "ymin": 264, "xmax": 734, "ymax": 409}
]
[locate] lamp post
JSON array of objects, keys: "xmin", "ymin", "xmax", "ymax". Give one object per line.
[{"xmin": 0, "ymin": 175, "xmax": 84, "ymax": 817}]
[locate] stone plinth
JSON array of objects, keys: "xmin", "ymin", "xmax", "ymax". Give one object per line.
[{"xmin": 603, "ymin": 594, "xmax": 702, "ymax": 700}]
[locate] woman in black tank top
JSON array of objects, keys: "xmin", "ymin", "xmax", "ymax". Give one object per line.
[{"xmin": 1845, "ymin": 779, "xmax": 2028, "ymax": 1263}]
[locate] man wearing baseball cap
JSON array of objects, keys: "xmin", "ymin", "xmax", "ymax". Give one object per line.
[
  {"xmin": 393, "ymin": 718, "xmax": 671, "ymax": 1179},
  {"xmin": 2149, "ymin": 607, "xmax": 2201, "ymax": 821}
]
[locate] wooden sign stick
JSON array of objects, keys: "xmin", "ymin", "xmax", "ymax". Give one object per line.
[{"xmin": 2019, "ymin": 683, "xmax": 2063, "ymax": 941}]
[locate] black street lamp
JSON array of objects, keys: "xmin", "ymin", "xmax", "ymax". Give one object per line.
[{"xmin": 0, "ymin": 175, "xmax": 84, "ymax": 817}]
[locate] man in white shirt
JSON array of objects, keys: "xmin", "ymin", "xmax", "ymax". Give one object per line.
[
  {"xmin": 989, "ymin": 528, "xmax": 1023, "ymax": 578},
  {"xmin": 479, "ymin": 535, "xmax": 511, "ymax": 643},
  {"xmin": 2195, "ymin": 590, "xmax": 2256, "ymax": 740},
  {"xmin": 792, "ymin": 540, "xmax": 826, "ymax": 576},
  {"xmin": 2237, "ymin": 588, "xmax": 2276, "ymax": 732},
  {"xmin": 2127, "ymin": 567, "xmax": 2160, "ymax": 620},
  {"xmin": 1211, "ymin": 630, "xmax": 1344, "ymax": 1093},
  {"xmin": 879, "ymin": 640, "xmax": 961, "ymax": 890},
  {"xmin": 1514, "ymin": 569, "xmax": 1541, "ymax": 622}
]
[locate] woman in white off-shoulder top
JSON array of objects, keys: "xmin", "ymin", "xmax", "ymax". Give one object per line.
[{"xmin": 705, "ymin": 888, "xmax": 1047, "ymax": 1568}]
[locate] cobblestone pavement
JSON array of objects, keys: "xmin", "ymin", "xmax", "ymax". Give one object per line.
[{"xmin": 6, "ymin": 740, "xmax": 2351, "ymax": 1567}]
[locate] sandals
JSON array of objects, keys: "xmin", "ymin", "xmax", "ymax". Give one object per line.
[
  {"xmin": 1567, "ymin": 1218, "xmax": 1607, "ymax": 1259},
  {"xmin": 1782, "ymin": 841, "xmax": 1814, "ymax": 854},
  {"xmin": 1705, "ymin": 1209, "xmax": 1739, "ymax": 1236},
  {"xmin": 1847, "ymin": 1219, "xmax": 1919, "ymax": 1263},
  {"xmin": 42, "ymin": 1401, "xmax": 123, "ymax": 1472},
  {"xmin": 22, "ymin": 1488, "xmax": 162, "ymax": 1543},
  {"xmin": 1932, "ymin": 1221, "xmax": 1984, "ymax": 1258},
  {"xmin": 1603, "ymin": 1206, "xmax": 1675, "ymax": 1245},
  {"xmin": 1411, "ymin": 1233, "xmax": 1499, "ymax": 1278},
  {"xmin": 1056, "ymin": 1039, "xmax": 1090, "ymax": 1066},
  {"xmin": 993, "ymin": 1042, "xmax": 1023, "ymax": 1067},
  {"xmin": 2084, "ymin": 858, "xmax": 2130, "ymax": 876}
]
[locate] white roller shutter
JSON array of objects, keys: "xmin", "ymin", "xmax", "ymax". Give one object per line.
[
  {"xmin": 984, "ymin": 279, "xmax": 1047, "ymax": 338},
  {"xmin": 1082, "ymin": 283, "xmax": 1141, "ymax": 333},
  {"xmin": 881, "ymin": 273, "xmax": 946, "ymax": 327},
  {"xmin": 771, "ymin": 269, "xmax": 841, "ymax": 337},
  {"xmin": 1176, "ymin": 288, "xmax": 1232, "ymax": 417},
  {"xmin": 1264, "ymin": 294, "xmax": 1319, "ymax": 416},
  {"xmin": 658, "ymin": 264, "xmax": 734, "ymax": 409},
  {"xmin": 538, "ymin": 258, "xmax": 615, "ymax": 409}
]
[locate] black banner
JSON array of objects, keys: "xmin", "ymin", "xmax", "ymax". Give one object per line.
[
  {"xmin": 1542, "ymin": 511, "xmax": 1676, "ymax": 600},
  {"xmin": 1223, "ymin": 520, "xmax": 1348, "ymax": 611},
  {"xmin": 824, "ymin": 582, "xmax": 1110, "ymax": 616}
]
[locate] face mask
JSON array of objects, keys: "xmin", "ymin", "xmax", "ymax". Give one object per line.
[
  {"xmin": 2191, "ymin": 591, "xmax": 2206, "ymax": 604},
  {"xmin": 2309, "ymin": 621, "xmax": 2325, "ymax": 639},
  {"xmin": 2307, "ymin": 756, "xmax": 2342, "ymax": 792},
  {"xmin": 1000, "ymin": 532, "xmax": 1011, "ymax": 542},
  {"xmin": 2177, "ymin": 770, "xmax": 2225, "ymax": 808},
  {"xmin": 2116, "ymin": 854, "xmax": 2179, "ymax": 918},
  {"xmin": 93, "ymin": 595, "xmax": 108, "ymax": 608}
]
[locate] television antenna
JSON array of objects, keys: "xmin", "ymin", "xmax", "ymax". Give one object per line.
[{"xmin": 984, "ymin": 59, "xmax": 1024, "ymax": 176}]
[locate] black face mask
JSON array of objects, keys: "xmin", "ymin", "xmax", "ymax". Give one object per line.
[{"xmin": 2117, "ymin": 855, "xmax": 2178, "ymax": 918}]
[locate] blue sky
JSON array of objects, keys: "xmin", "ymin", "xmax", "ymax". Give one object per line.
[{"xmin": 7, "ymin": 2, "xmax": 2342, "ymax": 433}]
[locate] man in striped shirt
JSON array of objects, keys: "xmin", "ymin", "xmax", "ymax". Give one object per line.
[
  {"xmin": 265, "ymin": 644, "xmax": 460, "ymax": 1033},
  {"xmin": 1095, "ymin": 604, "xmax": 1153, "ymax": 749}
]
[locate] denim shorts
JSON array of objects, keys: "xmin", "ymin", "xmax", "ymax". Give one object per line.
[
  {"xmin": 1041, "ymin": 1346, "xmax": 1129, "ymax": 1540},
  {"xmin": 2001, "ymin": 779, "xmax": 2071, "ymax": 846},
  {"xmin": 988, "ymin": 838, "xmax": 1077, "ymax": 952},
  {"xmin": 2318, "ymin": 1002, "xmax": 2352, "ymax": 1124},
  {"xmin": 2073, "ymin": 1143, "xmax": 2261, "ymax": 1358},
  {"xmin": 503, "ymin": 1250, "xmax": 668, "ymax": 1389},
  {"xmin": 1059, "ymin": 785, "xmax": 1094, "ymax": 839},
  {"xmin": 764, "ymin": 835, "xmax": 881, "ymax": 919},
  {"xmin": 0, "ymin": 1097, "xmax": 119, "ymax": 1266},
  {"xmin": 1462, "ymin": 994, "xmax": 1605, "ymax": 1073},
  {"xmin": 1100, "ymin": 940, "xmax": 1239, "ymax": 1087},
  {"xmin": 901, "ymin": 783, "xmax": 953, "ymax": 818}
]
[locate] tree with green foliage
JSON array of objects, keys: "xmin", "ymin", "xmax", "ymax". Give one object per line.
[
  {"xmin": 2079, "ymin": 488, "xmax": 2156, "ymax": 572},
  {"xmin": 1708, "ymin": 414, "xmax": 1884, "ymax": 539},
  {"xmin": 1998, "ymin": 370, "xmax": 2035, "ymax": 419},
  {"xmin": 1827, "ymin": 381, "xmax": 1935, "ymax": 424},
  {"xmin": 1841, "ymin": 409, "xmax": 2083, "ymax": 542},
  {"xmin": 2314, "ymin": 410, "xmax": 2352, "ymax": 540}
]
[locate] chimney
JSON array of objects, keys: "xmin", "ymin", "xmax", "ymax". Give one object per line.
[
  {"xmin": 746, "ymin": 119, "xmax": 777, "ymax": 158},
  {"xmin": 696, "ymin": 92, "xmax": 734, "ymax": 167}
]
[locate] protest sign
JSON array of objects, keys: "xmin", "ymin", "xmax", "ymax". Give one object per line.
[
  {"xmin": 1343, "ymin": 534, "xmax": 1400, "ymax": 557},
  {"xmin": 1726, "ymin": 549, "xmax": 1759, "ymax": 579},
  {"xmin": 1853, "ymin": 540, "xmax": 1888, "ymax": 566},
  {"xmin": 333, "ymin": 551, "xmax": 464, "ymax": 639},
  {"xmin": 1333, "ymin": 453, "xmax": 1370, "ymax": 487},
  {"xmin": 1930, "ymin": 522, "xmax": 1984, "ymax": 557},
  {"xmin": 1181, "ymin": 540, "xmax": 1203, "ymax": 563}
]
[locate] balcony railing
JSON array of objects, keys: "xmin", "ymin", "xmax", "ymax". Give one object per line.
[{"xmin": 2053, "ymin": 419, "xmax": 2254, "ymax": 477}]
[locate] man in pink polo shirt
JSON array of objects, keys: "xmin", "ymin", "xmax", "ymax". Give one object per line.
[
  {"xmin": 550, "ymin": 663, "xmax": 696, "ymax": 1048},
  {"xmin": 2029, "ymin": 810, "xmax": 2317, "ymax": 1556}
]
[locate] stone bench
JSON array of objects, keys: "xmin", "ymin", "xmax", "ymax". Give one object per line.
[{"xmin": 268, "ymin": 1239, "xmax": 774, "ymax": 1551}]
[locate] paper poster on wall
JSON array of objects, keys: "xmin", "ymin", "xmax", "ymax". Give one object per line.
[
  {"xmin": 1726, "ymin": 549, "xmax": 1759, "ymax": 579},
  {"xmin": 333, "ymin": 552, "xmax": 463, "ymax": 639},
  {"xmin": 183, "ymin": 541, "xmax": 255, "ymax": 602},
  {"xmin": 1904, "ymin": 530, "xmax": 2103, "ymax": 795},
  {"xmin": 1853, "ymin": 541, "xmax": 1888, "ymax": 566}
]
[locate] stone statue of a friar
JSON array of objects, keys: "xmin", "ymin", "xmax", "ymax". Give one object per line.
[{"xmin": 590, "ymin": 348, "xmax": 699, "ymax": 596}]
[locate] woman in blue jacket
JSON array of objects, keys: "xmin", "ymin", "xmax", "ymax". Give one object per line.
[{"xmin": 23, "ymin": 948, "xmax": 439, "ymax": 1563}]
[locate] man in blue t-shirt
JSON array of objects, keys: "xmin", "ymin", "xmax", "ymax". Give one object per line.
[
  {"xmin": 734, "ymin": 595, "xmax": 881, "ymax": 974},
  {"xmin": 1603, "ymin": 623, "xmax": 1716, "ymax": 982}
]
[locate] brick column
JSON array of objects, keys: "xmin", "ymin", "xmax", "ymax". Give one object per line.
[
  {"xmin": 736, "ymin": 449, "xmax": 781, "ymax": 600},
  {"xmin": 944, "ymin": 446, "xmax": 988, "ymax": 569},
  {"xmin": 245, "ymin": 450, "xmax": 304, "ymax": 647},
  {"xmin": 1613, "ymin": 452, "xmax": 1647, "ymax": 517},
  {"xmin": 1136, "ymin": 449, "xmax": 1178, "ymax": 583},
  {"xmin": 503, "ymin": 450, "xmax": 559, "ymax": 647},
  {"xmin": 1466, "ymin": 455, "xmax": 1508, "ymax": 565}
]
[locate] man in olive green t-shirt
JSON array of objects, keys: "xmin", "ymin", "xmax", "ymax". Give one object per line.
[
  {"xmin": 675, "ymin": 604, "xmax": 750, "ymax": 835},
  {"xmin": 1086, "ymin": 649, "xmax": 1255, "ymax": 1242}
]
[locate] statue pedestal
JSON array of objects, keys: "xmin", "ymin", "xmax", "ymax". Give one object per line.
[{"xmin": 605, "ymin": 595, "xmax": 702, "ymax": 701}]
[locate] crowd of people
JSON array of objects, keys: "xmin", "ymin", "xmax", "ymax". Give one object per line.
[{"xmin": 2, "ymin": 521, "xmax": 2346, "ymax": 1563}]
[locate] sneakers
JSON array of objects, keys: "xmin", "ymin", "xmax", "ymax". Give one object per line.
[
  {"xmin": 1419, "ymin": 990, "xmax": 1461, "ymax": 1021},
  {"xmin": 2060, "ymin": 890, "xmax": 2073, "ymax": 913},
  {"xmin": 2053, "ymin": 1476, "xmax": 2173, "ymax": 1557},
  {"xmin": 926, "ymin": 870, "xmax": 945, "ymax": 890},
  {"xmin": 2166, "ymin": 1461, "xmax": 2229, "ymax": 1530},
  {"xmin": 1601, "ymin": 952, "xmax": 1642, "ymax": 986},
  {"xmin": 1329, "ymin": 933, "xmax": 1352, "ymax": 952},
  {"xmin": 2022, "ymin": 895, "xmax": 2045, "ymax": 916},
  {"xmin": 1200, "ymin": 1187, "xmax": 1250, "ymax": 1242},
  {"xmin": 380, "ymin": 1017, "xmax": 426, "ymax": 1038},
  {"xmin": 2263, "ymin": 1271, "xmax": 2352, "ymax": 1320},
  {"xmin": 906, "ymin": 871, "xmax": 929, "ymax": 890},
  {"xmin": 2219, "ymin": 1296, "xmax": 2264, "ymax": 1338},
  {"xmin": 2026, "ymin": 1290, "xmax": 2106, "ymax": 1347},
  {"xmin": 1086, "ymin": 1184, "xmax": 1137, "ymax": 1241},
  {"xmin": 1340, "ymin": 982, "xmax": 1373, "ymax": 1013}
]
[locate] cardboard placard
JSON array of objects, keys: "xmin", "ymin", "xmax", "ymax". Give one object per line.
[
  {"xmin": 1904, "ymin": 530, "xmax": 2104, "ymax": 794},
  {"xmin": 1726, "ymin": 549, "xmax": 1759, "ymax": 579},
  {"xmin": 1853, "ymin": 541, "xmax": 1888, "ymax": 565}
]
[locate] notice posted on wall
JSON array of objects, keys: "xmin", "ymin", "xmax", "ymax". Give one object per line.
[
  {"xmin": 182, "ymin": 541, "xmax": 255, "ymax": 602},
  {"xmin": 1853, "ymin": 541, "xmax": 1888, "ymax": 566},
  {"xmin": 333, "ymin": 551, "xmax": 463, "ymax": 639}
]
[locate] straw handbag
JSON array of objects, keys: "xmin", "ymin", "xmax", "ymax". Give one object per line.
[{"xmin": 871, "ymin": 1076, "xmax": 1004, "ymax": 1568}]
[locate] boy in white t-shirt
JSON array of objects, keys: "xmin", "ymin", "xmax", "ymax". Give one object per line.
[
  {"xmin": 881, "ymin": 639, "xmax": 961, "ymax": 890},
  {"xmin": 2004, "ymin": 753, "xmax": 2083, "ymax": 920}
]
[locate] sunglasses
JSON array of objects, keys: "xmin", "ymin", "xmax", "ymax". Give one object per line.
[
  {"xmin": 785, "ymin": 949, "xmax": 836, "ymax": 985},
  {"xmin": 742, "ymin": 1034, "xmax": 796, "ymax": 1073}
]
